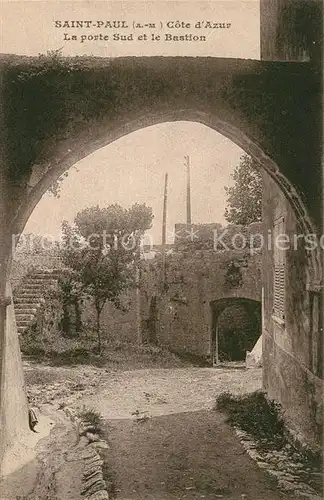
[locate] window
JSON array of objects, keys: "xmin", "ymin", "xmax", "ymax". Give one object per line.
[{"xmin": 273, "ymin": 216, "xmax": 285, "ymax": 324}]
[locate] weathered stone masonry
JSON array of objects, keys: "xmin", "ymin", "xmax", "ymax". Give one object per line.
[
  {"xmin": 262, "ymin": 171, "xmax": 323, "ymax": 450},
  {"xmin": 140, "ymin": 224, "xmax": 262, "ymax": 358},
  {"xmin": 0, "ymin": 0, "xmax": 322, "ymax": 467}
]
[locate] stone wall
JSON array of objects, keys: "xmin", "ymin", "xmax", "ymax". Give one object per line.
[
  {"xmin": 262, "ymin": 170, "xmax": 323, "ymax": 450},
  {"xmin": 82, "ymin": 289, "xmax": 140, "ymax": 344},
  {"xmin": 140, "ymin": 227, "xmax": 262, "ymax": 358},
  {"xmin": 0, "ymin": 282, "xmax": 30, "ymax": 474},
  {"xmin": 260, "ymin": 0, "xmax": 322, "ymax": 63},
  {"xmin": 174, "ymin": 222, "xmax": 264, "ymax": 251},
  {"xmin": 0, "ymin": 55, "xmax": 321, "ymax": 232}
]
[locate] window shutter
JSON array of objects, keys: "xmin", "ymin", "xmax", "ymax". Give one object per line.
[
  {"xmin": 274, "ymin": 264, "xmax": 285, "ymax": 320},
  {"xmin": 273, "ymin": 216, "xmax": 285, "ymax": 322}
]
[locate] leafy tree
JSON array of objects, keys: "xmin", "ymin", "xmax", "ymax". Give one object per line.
[
  {"xmin": 48, "ymin": 166, "xmax": 80, "ymax": 198},
  {"xmin": 224, "ymin": 154, "xmax": 262, "ymax": 225},
  {"xmin": 61, "ymin": 203, "xmax": 153, "ymax": 352}
]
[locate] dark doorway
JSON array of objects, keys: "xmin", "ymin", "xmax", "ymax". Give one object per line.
[{"xmin": 210, "ymin": 298, "xmax": 261, "ymax": 365}]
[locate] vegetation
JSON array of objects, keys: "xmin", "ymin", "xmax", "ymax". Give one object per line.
[
  {"xmin": 14, "ymin": 232, "xmax": 60, "ymax": 254},
  {"xmin": 224, "ymin": 154, "xmax": 262, "ymax": 225},
  {"xmin": 215, "ymin": 390, "xmax": 323, "ymax": 492},
  {"xmin": 78, "ymin": 406, "xmax": 104, "ymax": 436},
  {"xmin": 20, "ymin": 328, "xmax": 186, "ymax": 369},
  {"xmin": 60, "ymin": 203, "xmax": 153, "ymax": 352},
  {"xmin": 215, "ymin": 390, "xmax": 285, "ymax": 447}
]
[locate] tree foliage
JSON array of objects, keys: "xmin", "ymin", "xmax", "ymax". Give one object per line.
[
  {"xmin": 224, "ymin": 154, "xmax": 262, "ymax": 225},
  {"xmin": 61, "ymin": 203, "xmax": 153, "ymax": 351},
  {"xmin": 57, "ymin": 270, "xmax": 83, "ymax": 337}
]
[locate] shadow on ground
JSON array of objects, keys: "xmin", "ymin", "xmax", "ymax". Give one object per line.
[{"xmin": 102, "ymin": 409, "xmax": 293, "ymax": 500}]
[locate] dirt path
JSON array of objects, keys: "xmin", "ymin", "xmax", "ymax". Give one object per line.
[
  {"xmin": 65, "ymin": 367, "xmax": 291, "ymax": 499},
  {"xmin": 76, "ymin": 367, "xmax": 262, "ymax": 419},
  {"xmin": 104, "ymin": 411, "xmax": 288, "ymax": 500}
]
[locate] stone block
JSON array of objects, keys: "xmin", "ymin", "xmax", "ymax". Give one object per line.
[
  {"xmin": 66, "ymin": 446, "xmax": 98, "ymax": 462},
  {"xmin": 88, "ymin": 491, "xmax": 109, "ymax": 500},
  {"xmin": 84, "ymin": 454, "xmax": 102, "ymax": 466},
  {"xmin": 84, "ymin": 460, "xmax": 104, "ymax": 476},
  {"xmin": 90, "ymin": 440, "xmax": 110, "ymax": 450},
  {"xmin": 84, "ymin": 466, "xmax": 104, "ymax": 480},
  {"xmin": 86, "ymin": 432, "xmax": 101, "ymax": 442},
  {"xmin": 81, "ymin": 473, "xmax": 104, "ymax": 495},
  {"xmin": 83, "ymin": 479, "xmax": 106, "ymax": 497}
]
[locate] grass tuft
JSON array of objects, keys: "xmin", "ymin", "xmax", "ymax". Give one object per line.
[
  {"xmin": 215, "ymin": 390, "xmax": 285, "ymax": 447},
  {"xmin": 77, "ymin": 405, "xmax": 105, "ymax": 437},
  {"xmin": 215, "ymin": 390, "xmax": 323, "ymax": 494},
  {"xmin": 78, "ymin": 406, "xmax": 103, "ymax": 428}
]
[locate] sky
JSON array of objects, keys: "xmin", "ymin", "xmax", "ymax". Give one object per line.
[{"xmin": 24, "ymin": 122, "xmax": 244, "ymax": 244}]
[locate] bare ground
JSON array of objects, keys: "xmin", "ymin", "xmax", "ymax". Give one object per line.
[
  {"xmin": 24, "ymin": 358, "xmax": 298, "ymax": 500},
  {"xmin": 65, "ymin": 366, "xmax": 263, "ymax": 419},
  {"xmin": 69, "ymin": 367, "xmax": 292, "ymax": 500},
  {"xmin": 25, "ymin": 362, "xmax": 290, "ymax": 499},
  {"xmin": 104, "ymin": 411, "xmax": 290, "ymax": 500}
]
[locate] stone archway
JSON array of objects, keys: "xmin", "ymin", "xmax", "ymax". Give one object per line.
[
  {"xmin": 0, "ymin": 54, "xmax": 322, "ymax": 464},
  {"xmin": 9, "ymin": 109, "xmax": 322, "ymax": 290},
  {"xmin": 210, "ymin": 298, "xmax": 261, "ymax": 365},
  {"xmin": 0, "ymin": 55, "xmax": 321, "ymax": 292}
]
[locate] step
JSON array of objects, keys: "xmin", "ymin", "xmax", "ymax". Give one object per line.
[
  {"xmin": 18, "ymin": 291, "xmax": 44, "ymax": 298},
  {"xmin": 15, "ymin": 307, "xmax": 38, "ymax": 315},
  {"xmin": 31, "ymin": 270, "xmax": 61, "ymax": 277},
  {"xmin": 24, "ymin": 277, "xmax": 59, "ymax": 283},
  {"xmin": 15, "ymin": 307, "xmax": 38, "ymax": 316},
  {"xmin": 26, "ymin": 278, "xmax": 58, "ymax": 285},
  {"xmin": 20, "ymin": 280, "xmax": 46, "ymax": 286},
  {"xmin": 17, "ymin": 319, "xmax": 34, "ymax": 326},
  {"xmin": 17, "ymin": 292, "xmax": 43, "ymax": 302},
  {"xmin": 19, "ymin": 287, "xmax": 44, "ymax": 294},
  {"xmin": 14, "ymin": 297, "xmax": 44, "ymax": 304},
  {"xmin": 14, "ymin": 301, "xmax": 40, "ymax": 307},
  {"xmin": 21, "ymin": 280, "xmax": 58, "ymax": 288},
  {"xmin": 21, "ymin": 281, "xmax": 46, "ymax": 287},
  {"xmin": 15, "ymin": 313, "xmax": 35, "ymax": 321},
  {"xmin": 14, "ymin": 302, "xmax": 40, "ymax": 309},
  {"xmin": 19, "ymin": 288, "xmax": 48, "ymax": 294}
]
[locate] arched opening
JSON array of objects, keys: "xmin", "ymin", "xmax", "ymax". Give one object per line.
[
  {"xmin": 0, "ymin": 41, "xmax": 322, "ymax": 475},
  {"xmin": 8, "ymin": 115, "xmax": 321, "ymax": 364},
  {"xmin": 13, "ymin": 121, "xmax": 251, "ymax": 354},
  {"xmin": 210, "ymin": 298, "xmax": 261, "ymax": 366},
  {"xmin": 9, "ymin": 111, "xmax": 321, "ymax": 290},
  {"xmin": 1, "ymin": 109, "xmax": 322, "ymax": 464}
]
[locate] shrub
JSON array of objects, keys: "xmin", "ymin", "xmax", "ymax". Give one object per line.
[
  {"xmin": 77, "ymin": 406, "xmax": 104, "ymax": 436},
  {"xmin": 215, "ymin": 390, "xmax": 285, "ymax": 447}
]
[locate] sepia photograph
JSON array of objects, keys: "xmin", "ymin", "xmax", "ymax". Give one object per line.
[{"xmin": 0, "ymin": 1, "xmax": 323, "ymax": 499}]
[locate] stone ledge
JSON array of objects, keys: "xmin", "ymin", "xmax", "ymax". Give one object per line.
[
  {"xmin": 234, "ymin": 427, "xmax": 322, "ymax": 499},
  {"xmin": 63, "ymin": 406, "xmax": 110, "ymax": 500}
]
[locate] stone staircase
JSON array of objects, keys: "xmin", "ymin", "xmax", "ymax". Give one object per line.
[{"xmin": 13, "ymin": 269, "xmax": 61, "ymax": 335}]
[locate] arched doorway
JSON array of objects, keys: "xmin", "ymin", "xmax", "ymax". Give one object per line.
[
  {"xmin": 210, "ymin": 298, "xmax": 261, "ymax": 365},
  {"xmin": 6, "ymin": 110, "xmax": 321, "ymax": 295},
  {"xmin": 0, "ymin": 54, "xmax": 322, "ymax": 458},
  {"xmin": 1, "ymin": 55, "xmax": 320, "ymax": 290}
]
